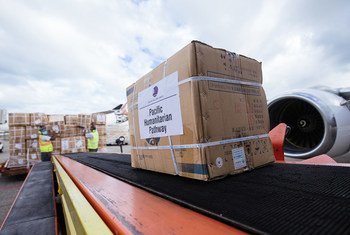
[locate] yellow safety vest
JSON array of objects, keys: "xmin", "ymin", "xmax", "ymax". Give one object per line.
[
  {"xmin": 87, "ymin": 130, "xmax": 99, "ymax": 150},
  {"xmin": 38, "ymin": 134, "xmax": 53, "ymax": 153}
]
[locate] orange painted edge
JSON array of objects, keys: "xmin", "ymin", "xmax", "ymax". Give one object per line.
[
  {"xmin": 56, "ymin": 155, "xmax": 130, "ymax": 235},
  {"xmin": 56, "ymin": 155, "xmax": 248, "ymax": 235}
]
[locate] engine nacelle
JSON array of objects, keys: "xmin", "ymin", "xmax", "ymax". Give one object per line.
[{"xmin": 268, "ymin": 88, "xmax": 350, "ymax": 159}]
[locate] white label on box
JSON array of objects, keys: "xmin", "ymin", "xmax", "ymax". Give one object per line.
[
  {"xmin": 76, "ymin": 139, "xmax": 83, "ymax": 148},
  {"xmin": 62, "ymin": 139, "xmax": 69, "ymax": 150},
  {"xmin": 18, "ymin": 159, "xmax": 24, "ymax": 164},
  {"xmin": 30, "ymin": 134, "xmax": 38, "ymax": 139},
  {"xmin": 138, "ymin": 71, "xmax": 183, "ymax": 139},
  {"xmin": 52, "ymin": 125, "xmax": 60, "ymax": 133},
  {"xmin": 34, "ymin": 119, "xmax": 41, "ymax": 125},
  {"xmin": 31, "ymin": 154, "xmax": 37, "ymax": 160},
  {"xmin": 232, "ymin": 147, "xmax": 247, "ymax": 170},
  {"xmin": 15, "ymin": 143, "xmax": 22, "ymax": 150},
  {"xmin": 31, "ymin": 141, "xmax": 38, "ymax": 148},
  {"xmin": 97, "ymin": 114, "xmax": 106, "ymax": 123}
]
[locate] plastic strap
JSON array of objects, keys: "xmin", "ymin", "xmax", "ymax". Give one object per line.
[
  {"xmin": 178, "ymin": 76, "xmax": 262, "ymax": 87},
  {"xmin": 131, "ymin": 83, "xmax": 144, "ymax": 166},
  {"xmin": 132, "ymin": 133, "xmax": 269, "ymax": 150},
  {"xmin": 163, "ymin": 61, "xmax": 179, "ymax": 175}
]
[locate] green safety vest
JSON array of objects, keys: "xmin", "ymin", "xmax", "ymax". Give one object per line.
[
  {"xmin": 38, "ymin": 134, "xmax": 53, "ymax": 153},
  {"xmin": 87, "ymin": 130, "xmax": 99, "ymax": 150}
]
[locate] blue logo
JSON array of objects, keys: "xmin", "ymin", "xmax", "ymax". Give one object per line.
[{"xmin": 153, "ymin": 86, "xmax": 158, "ymax": 97}]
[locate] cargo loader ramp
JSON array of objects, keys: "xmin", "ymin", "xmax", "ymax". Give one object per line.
[
  {"xmin": 61, "ymin": 153, "xmax": 350, "ymax": 234},
  {"xmin": 0, "ymin": 162, "xmax": 57, "ymax": 235}
]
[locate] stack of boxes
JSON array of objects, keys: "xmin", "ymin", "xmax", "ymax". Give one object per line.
[{"xmin": 6, "ymin": 112, "xmax": 107, "ymax": 168}]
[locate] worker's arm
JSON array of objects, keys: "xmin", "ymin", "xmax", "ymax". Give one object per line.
[{"xmin": 40, "ymin": 135, "xmax": 51, "ymax": 141}]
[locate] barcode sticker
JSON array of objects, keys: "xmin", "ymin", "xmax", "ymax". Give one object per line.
[{"xmin": 232, "ymin": 147, "xmax": 247, "ymax": 170}]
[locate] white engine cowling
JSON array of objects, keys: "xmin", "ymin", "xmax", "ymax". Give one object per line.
[{"xmin": 268, "ymin": 88, "xmax": 350, "ymax": 159}]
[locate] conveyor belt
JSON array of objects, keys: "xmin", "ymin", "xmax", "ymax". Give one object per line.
[
  {"xmin": 0, "ymin": 162, "xmax": 57, "ymax": 235},
  {"xmin": 67, "ymin": 153, "xmax": 350, "ymax": 235}
]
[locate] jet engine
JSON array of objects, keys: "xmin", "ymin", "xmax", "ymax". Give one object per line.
[{"xmin": 268, "ymin": 88, "xmax": 350, "ymax": 159}]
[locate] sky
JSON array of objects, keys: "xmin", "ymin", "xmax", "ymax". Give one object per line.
[{"xmin": 0, "ymin": 0, "xmax": 349, "ymax": 114}]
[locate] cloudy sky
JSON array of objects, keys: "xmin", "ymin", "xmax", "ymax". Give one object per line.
[{"xmin": 0, "ymin": 0, "xmax": 349, "ymax": 114}]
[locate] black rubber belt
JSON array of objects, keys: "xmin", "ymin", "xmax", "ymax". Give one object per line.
[
  {"xmin": 67, "ymin": 153, "xmax": 350, "ymax": 235},
  {"xmin": 0, "ymin": 162, "xmax": 56, "ymax": 235}
]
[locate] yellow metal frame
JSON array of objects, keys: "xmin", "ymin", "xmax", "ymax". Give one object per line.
[{"xmin": 53, "ymin": 157, "xmax": 112, "ymax": 235}]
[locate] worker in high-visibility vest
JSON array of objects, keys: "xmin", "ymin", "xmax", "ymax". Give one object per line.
[
  {"xmin": 38, "ymin": 126, "xmax": 54, "ymax": 161},
  {"xmin": 85, "ymin": 122, "xmax": 99, "ymax": 152}
]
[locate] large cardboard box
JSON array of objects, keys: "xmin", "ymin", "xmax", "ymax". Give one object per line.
[
  {"xmin": 52, "ymin": 138, "xmax": 61, "ymax": 155},
  {"xmin": 31, "ymin": 113, "xmax": 48, "ymax": 126},
  {"xmin": 61, "ymin": 136, "xmax": 86, "ymax": 154},
  {"xmin": 9, "ymin": 137, "xmax": 26, "ymax": 157},
  {"xmin": 127, "ymin": 41, "xmax": 274, "ymax": 181},
  {"xmin": 65, "ymin": 115, "xmax": 79, "ymax": 125},
  {"xmin": 25, "ymin": 126, "xmax": 39, "ymax": 139},
  {"xmin": 78, "ymin": 114, "xmax": 92, "ymax": 127},
  {"xmin": 48, "ymin": 114, "xmax": 65, "ymax": 125},
  {"xmin": 60, "ymin": 125, "xmax": 78, "ymax": 138},
  {"xmin": 8, "ymin": 113, "xmax": 30, "ymax": 126},
  {"xmin": 92, "ymin": 113, "xmax": 106, "ymax": 125},
  {"xmin": 26, "ymin": 139, "xmax": 40, "ymax": 162},
  {"xmin": 96, "ymin": 125, "xmax": 107, "ymax": 136}
]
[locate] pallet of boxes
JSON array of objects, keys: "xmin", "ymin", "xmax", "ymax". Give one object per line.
[
  {"xmin": 5, "ymin": 113, "xmax": 107, "ymax": 169},
  {"xmin": 127, "ymin": 41, "xmax": 275, "ymax": 181}
]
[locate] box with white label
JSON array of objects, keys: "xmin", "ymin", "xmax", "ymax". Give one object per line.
[
  {"xmin": 127, "ymin": 41, "xmax": 275, "ymax": 181},
  {"xmin": 92, "ymin": 113, "xmax": 106, "ymax": 125},
  {"xmin": 60, "ymin": 136, "xmax": 86, "ymax": 154},
  {"xmin": 30, "ymin": 113, "xmax": 48, "ymax": 126}
]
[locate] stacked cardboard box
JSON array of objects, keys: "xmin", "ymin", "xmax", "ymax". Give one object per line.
[
  {"xmin": 6, "ymin": 112, "xmax": 107, "ymax": 168},
  {"xmin": 127, "ymin": 41, "xmax": 275, "ymax": 181}
]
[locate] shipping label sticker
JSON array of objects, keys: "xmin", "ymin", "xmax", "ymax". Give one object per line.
[
  {"xmin": 31, "ymin": 134, "xmax": 38, "ymax": 139},
  {"xmin": 62, "ymin": 140, "xmax": 69, "ymax": 150},
  {"xmin": 232, "ymin": 147, "xmax": 247, "ymax": 170},
  {"xmin": 32, "ymin": 141, "xmax": 38, "ymax": 148},
  {"xmin": 15, "ymin": 143, "xmax": 22, "ymax": 150},
  {"xmin": 138, "ymin": 71, "xmax": 183, "ymax": 139}
]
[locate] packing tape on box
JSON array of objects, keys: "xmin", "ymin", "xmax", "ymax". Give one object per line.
[
  {"xmin": 131, "ymin": 133, "xmax": 269, "ymax": 150},
  {"xmin": 128, "ymin": 75, "xmax": 262, "ymax": 110},
  {"xmin": 178, "ymin": 75, "xmax": 262, "ymax": 87}
]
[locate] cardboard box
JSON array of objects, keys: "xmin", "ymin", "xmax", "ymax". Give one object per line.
[
  {"xmin": 52, "ymin": 138, "xmax": 61, "ymax": 155},
  {"xmin": 48, "ymin": 114, "xmax": 65, "ymax": 124},
  {"xmin": 96, "ymin": 125, "xmax": 107, "ymax": 136},
  {"xmin": 25, "ymin": 126, "xmax": 39, "ymax": 139},
  {"xmin": 26, "ymin": 139, "xmax": 40, "ymax": 161},
  {"xmin": 60, "ymin": 125, "xmax": 78, "ymax": 138},
  {"xmin": 78, "ymin": 114, "xmax": 92, "ymax": 127},
  {"xmin": 8, "ymin": 113, "xmax": 30, "ymax": 126},
  {"xmin": 31, "ymin": 113, "xmax": 48, "ymax": 126},
  {"xmin": 92, "ymin": 113, "xmax": 106, "ymax": 125},
  {"xmin": 9, "ymin": 137, "xmax": 26, "ymax": 158},
  {"xmin": 99, "ymin": 135, "xmax": 107, "ymax": 148},
  {"xmin": 126, "ymin": 41, "xmax": 274, "ymax": 181},
  {"xmin": 65, "ymin": 115, "xmax": 79, "ymax": 125},
  {"xmin": 61, "ymin": 136, "xmax": 86, "ymax": 154}
]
